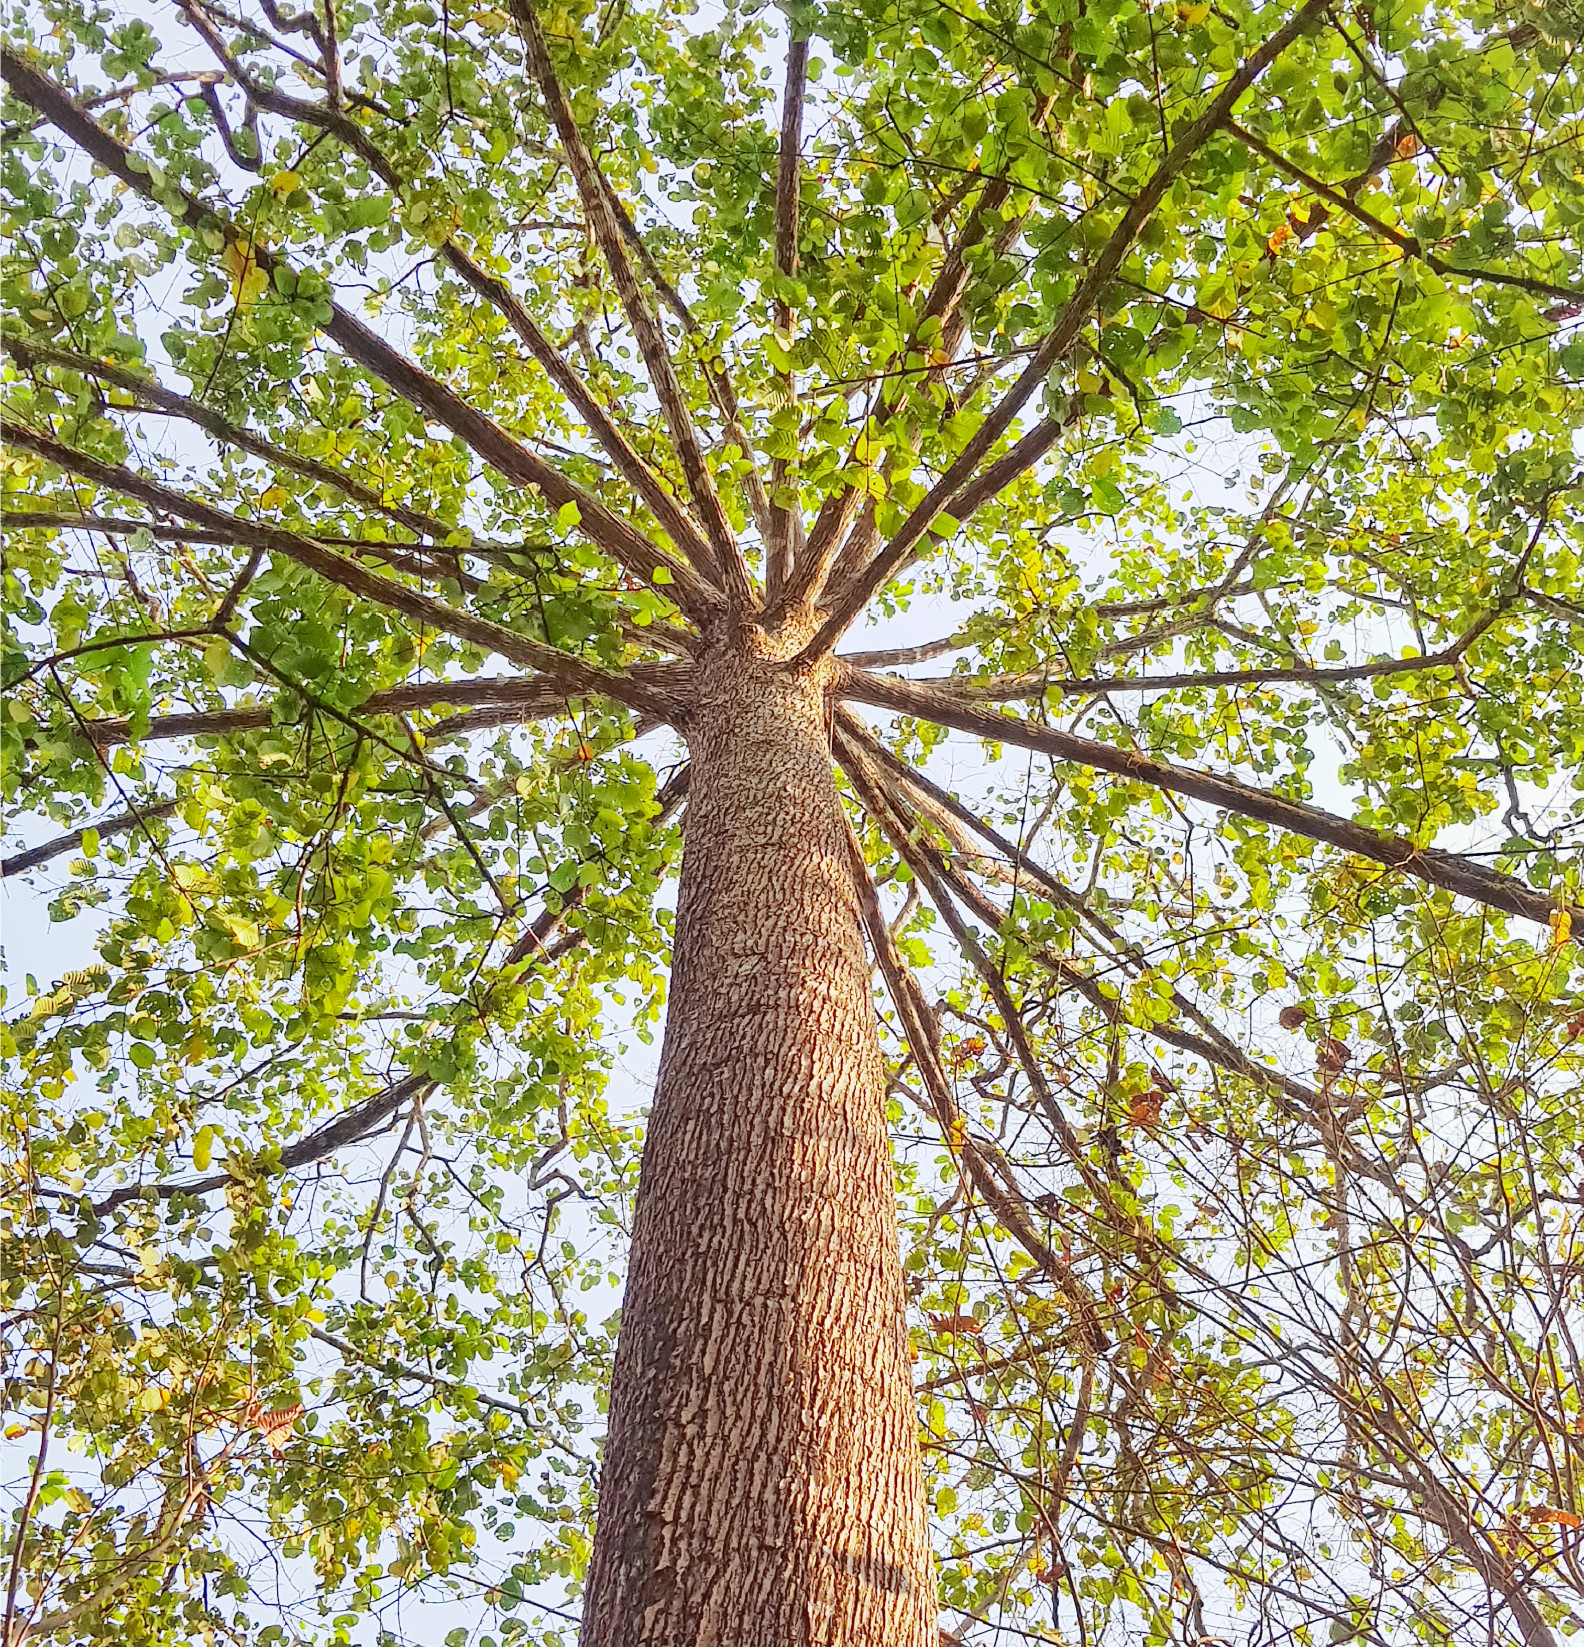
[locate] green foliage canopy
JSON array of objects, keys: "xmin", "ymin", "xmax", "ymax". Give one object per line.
[{"xmin": 2, "ymin": 0, "xmax": 1583, "ymax": 1639}]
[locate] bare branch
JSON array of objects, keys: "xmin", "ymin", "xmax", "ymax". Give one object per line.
[
  {"xmin": 29, "ymin": 672, "xmax": 652, "ymax": 754},
  {"xmin": 838, "ymin": 633, "xmax": 971, "ymax": 669}
]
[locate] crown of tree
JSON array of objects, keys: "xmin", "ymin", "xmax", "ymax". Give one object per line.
[{"xmin": 2, "ymin": 0, "xmax": 1582, "ymax": 1641}]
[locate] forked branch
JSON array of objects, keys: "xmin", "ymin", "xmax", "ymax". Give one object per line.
[
  {"xmin": 2, "ymin": 420, "xmax": 685, "ymax": 720},
  {"xmin": 799, "ymin": 0, "xmax": 1330, "ymax": 659},
  {"xmin": 510, "ymin": 0, "xmax": 756, "ymax": 608},
  {"xmin": 838, "ymin": 664, "xmax": 1579, "ymax": 936}
]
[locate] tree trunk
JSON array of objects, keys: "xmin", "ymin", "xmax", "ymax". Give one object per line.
[{"xmin": 579, "ymin": 622, "xmax": 933, "ymax": 1645}]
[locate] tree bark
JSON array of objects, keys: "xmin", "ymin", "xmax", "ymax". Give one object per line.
[{"xmin": 580, "ymin": 622, "xmax": 933, "ymax": 1645}]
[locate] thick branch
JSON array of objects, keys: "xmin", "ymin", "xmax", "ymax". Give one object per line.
[
  {"xmin": 838, "ymin": 664, "xmax": 1578, "ymax": 935},
  {"xmin": 1, "ymin": 799, "xmax": 178, "ymax": 879},
  {"xmin": 34, "ymin": 672, "xmax": 640, "ymax": 754},
  {"xmin": 511, "ymin": 0, "xmax": 755, "ymax": 607},
  {"xmin": 0, "ymin": 49, "xmax": 719, "ymax": 622},
  {"xmin": 801, "ymin": 0, "xmax": 1329, "ymax": 658},
  {"xmin": 765, "ymin": 30, "xmax": 810, "ymax": 594},
  {"xmin": 841, "ymin": 719, "xmax": 1344, "ymax": 1122},
  {"xmin": 2, "ymin": 420, "xmax": 683, "ymax": 721},
  {"xmin": 3, "ymin": 509, "xmax": 529, "ymax": 584}
]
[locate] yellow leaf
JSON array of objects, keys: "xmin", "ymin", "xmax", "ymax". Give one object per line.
[
  {"xmin": 270, "ymin": 169, "xmax": 302, "ymax": 197},
  {"xmin": 193, "ymin": 1125, "xmax": 214, "ymax": 1172},
  {"xmin": 222, "ymin": 236, "xmax": 269, "ymax": 309},
  {"xmin": 1551, "ymin": 908, "xmax": 1573, "ymax": 949},
  {"xmin": 259, "ymin": 485, "xmax": 288, "ymax": 511}
]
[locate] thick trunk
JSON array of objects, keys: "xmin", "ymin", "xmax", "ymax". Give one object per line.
[{"xmin": 580, "ymin": 624, "xmax": 933, "ymax": 1645}]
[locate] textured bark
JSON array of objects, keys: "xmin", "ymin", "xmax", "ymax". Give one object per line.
[{"xmin": 580, "ymin": 622, "xmax": 932, "ymax": 1645}]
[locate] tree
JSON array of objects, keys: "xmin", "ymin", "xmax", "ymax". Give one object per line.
[{"xmin": 2, "ymin": 0, "xmax": 1582, "ymax": 1639}]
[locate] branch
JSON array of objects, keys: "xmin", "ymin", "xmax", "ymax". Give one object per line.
[
  {"xmin": 305, "ymin": 1324, "xmax": 547, "ymax": 1427},
  {"xmin": 147, "ymin": 14, "xmax": 722, "ymax": 591},
  {"xmin": 1228, "ymin": 120, "xmax": 1584, "ymax": 304},
  {"xmin": 800, "ymin": 0, "xmax": 1329, "ymax": 659},
  {"xmin": 4, "ymin": 336, "xmax": 466, "ymax": 566},
  {"xmin": 840, "ymin": 808, "xmax": 1108, "ymax": 1349},
  {"xmin": 439, "ymin": 249, "xmax": 722, "ymax": 582},
  {"xmin": 838, "ymin": 632, "xmax": 971, "ymax": 669},
  {"xmin": 510, "ymin": 0, "xmax": 755, "ymax": 607},
  {"xmin": 765, "ymin": 29, "xmax": 810, "ymax": 594},
  {"xmin": 837, "ymin": 713, "xmax": 1332, "ymax": 1122},
  {"xmin": 925, "ymin": 610, "xmax": 1500, "ymax": 698},
  {"xmin": 52, "ymin": 768, "xmax": 688, "ymax": 1218},
  {"xmin": 30, "ymin": 672, "xmax": 639, "ymax": 755},
  {"xmin": 0, "ymin": 49, "xmax": 720, "ymax": 623},
  {"xmin": 2, "ymin": 419, "xmax": 684, "ymax": 721},
  {"xmin": 2, "ymin": 799, "xmax": 178, "ymax": 878},
  {"xmin": 84, "ymin": 1071, "xmax": 432, "ymax": 1216},
  {"xmin": 1524, "ymin": 586, "xmax": 1584, "ymax": 630},
  {"xmin": 837, "ymin": 663, "xmax": 1579, "ymax": 935}
]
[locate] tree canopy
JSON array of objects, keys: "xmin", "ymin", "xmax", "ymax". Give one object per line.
[{"xmin": 2, "ymin": 0, "xmax": 1583, "ymax": 1639}]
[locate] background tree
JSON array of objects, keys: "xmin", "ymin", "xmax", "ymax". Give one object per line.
[{"xmin": 2, "ymin": 0, "xmax": 1583, "ymax": 1641}]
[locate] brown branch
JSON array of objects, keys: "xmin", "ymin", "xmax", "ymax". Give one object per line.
[
  {"xmin": 4, "ymin": 336, "xmax": 465, "ymax": 565},
  {"xmin": 439, "ymin": 248, "xmax": 721, "ymax": 582},
  {"xmin": 2, "ymin": 508, "xmax": 580, "ymax": 592},
  {"xmin": 35, "ymin": 671, "xmax": 646, "ymax": 753},
  {"xmin": 0, "ymin": 49, "xmax": 720, "ymax": 622},
  {"xmin": 800, "ymin": 0, "xmax": 1330, "ymax": 659},
  {"xmin": 2, "ymin": 799, "xmax": 179, "ymax": 879},
  {"xmin": 1228, "ymin": 120, "xmax": 1584, "ymax": 304},
  {"xmin": 923, "ymin": 609, "xmax": 1501, "ymax": 698},
  {"xmin": 837, "ymin": 663, "xmax": 1579, "ymax": 936},
  {"xmin": 839, "ymin": 719, "xmax": 1339, "ymax": 1124},
  {"xmin": 838, "ymin": 633, "xmax": 970, "ymax": 669},
  {"xmin": 840, "ymin": 807, "xmax": 1108, "ymax": 1349},
  {"xmin": 147, "ymin": 16, "xmax": 721, "ymax": 590},
  {"xmin": 765, "ymin": 30, "xmax": 810, "ymax": 594},
  {"xmin": 2, "ymin": 419, "xmax": 684, "ymax": 721},
  {"xmin": 56, "ymin": 769, "xmax": 688, "ymax": 1219},
  {"xmin": 511, "ymin": 0, "xmax": 755, "ymax": 607},
  {"xmin": 1525, "ymin": 586, "xmax": 1584, "ymax": 629}
]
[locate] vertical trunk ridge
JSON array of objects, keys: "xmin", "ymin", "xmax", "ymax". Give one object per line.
[{"xmin": 580, "ymin": 621, "xmax": 932, "ymax": 1645}]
